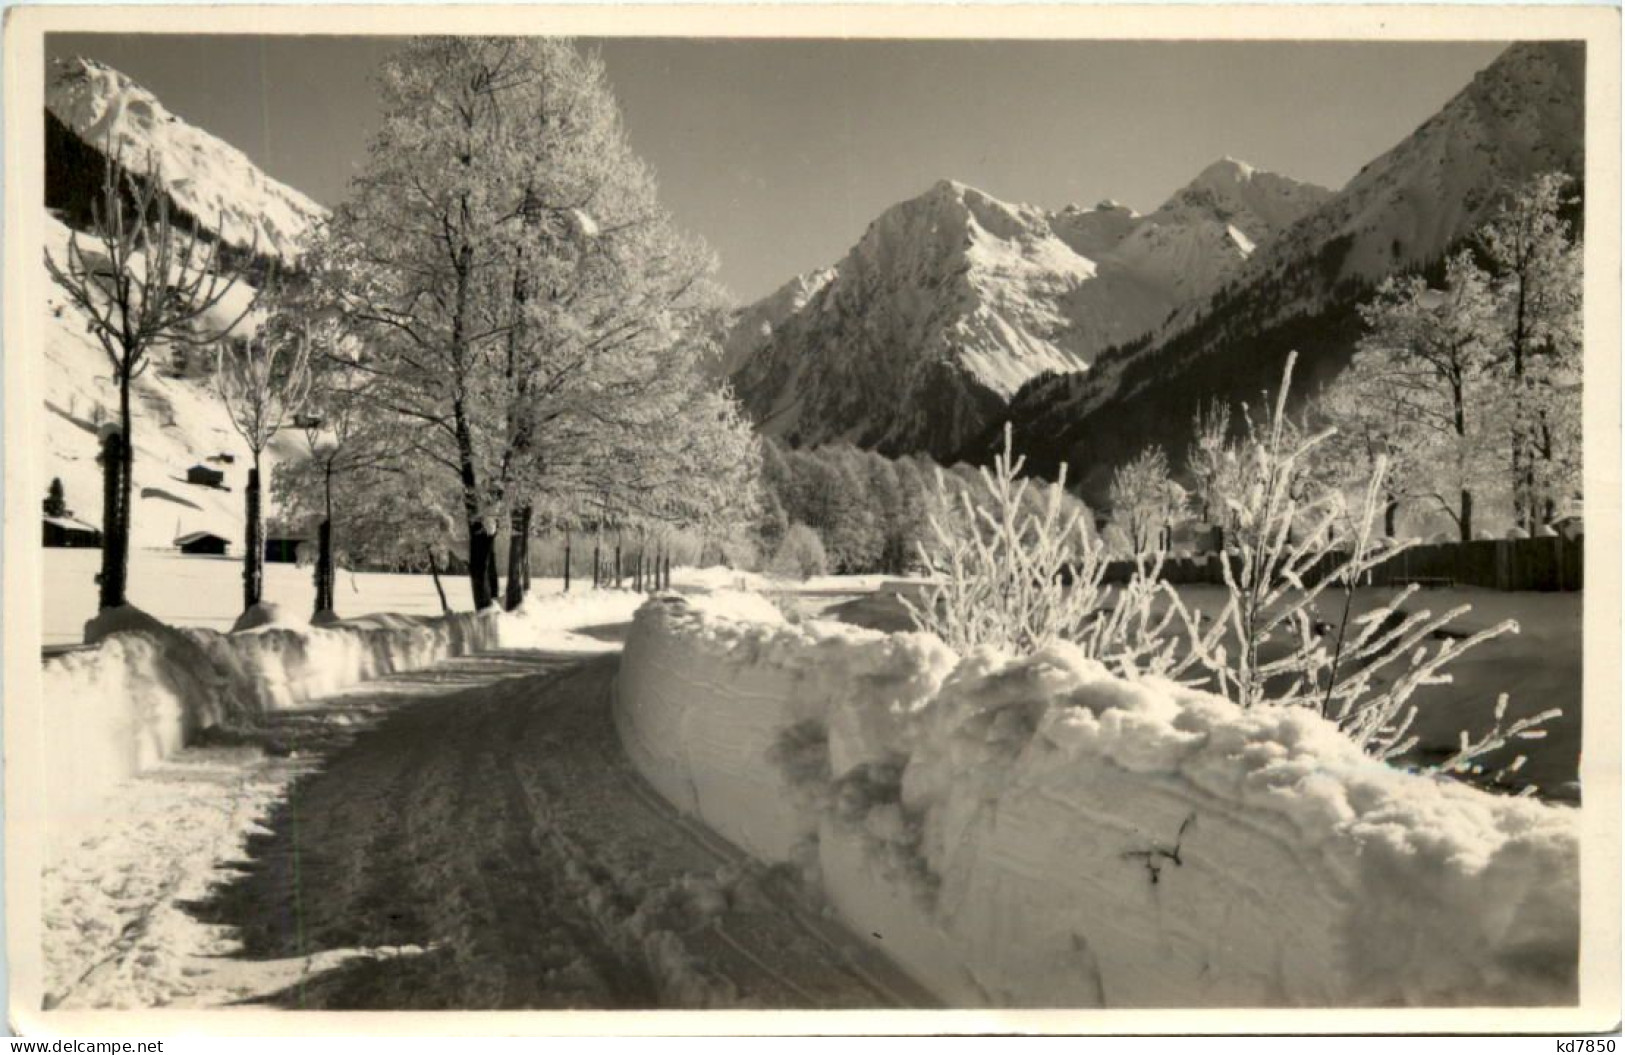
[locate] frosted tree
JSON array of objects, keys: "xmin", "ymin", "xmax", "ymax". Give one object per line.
[
  {"xmin": 1353, "ymin": 252, "xmax": 1500, "ymax": 540},
  {"xmin": 1314, "ymin": 350, "xmax": 1426, "ymax": 538},
  {"xmin": 1479, "ymin": 172, "xmax": 1583, "ymax": 530},
  {"xmin": 278, "ymin": 444, "xmax": 465, "ymax": 615},
  {"xmin": 319, "ymin": 38, "xmax": 732, "ymax": 609},
  {"xmin": 313, "ymin": 38, "xmax": 554, "ymax": 609},
  {"xmin": 771, "ymin": 524, "xmax": 827, "ymax": 581},
  {"xmin": 45, "ymin": 148, "xmax": 255, "ymax": 613},
  {"xmin": 529, "ymin": 375, "xmax": 760, "ymax": 602},
  {"xmin": 1185, "ymin": 399, "xmax": 1232, "ymax": 527},
  {"xmin": 215, "ymin": 316, "xmax": 314, "ymax": 612},
  {"xmin": 1108, "ymin": 445, "xmax": 1186, "ymax": 557}
]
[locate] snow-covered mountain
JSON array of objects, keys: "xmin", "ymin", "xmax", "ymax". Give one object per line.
[
  {"xmin": 714, "ymin": 267, "xmax": 836, "ymax": 380},
  {"xmin": 42, "ymin": 215, "xmax": 303, "ymax": 554},
  {"xmin": 47, "ymin": 56, "xmax": 326, "ymax": 263},
  {"xmin": 42, "ymin": 58, "xmax": 320, "ymax": 551},
  {"xmin": 729, "ymin": 162, "xmax": 1330, "ymax": 458},
  {"xmin": 989, "ymin": 41, "xmax": 1585, "ymax": 500}
]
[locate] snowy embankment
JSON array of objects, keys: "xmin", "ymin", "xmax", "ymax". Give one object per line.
[
  {"xmin": 40, "ymin": 590, "xmax": 643, "ymax": 826},
  {"xmin": 614, "ymin": 595, "xmax": 1580, "ymax": 1008}
]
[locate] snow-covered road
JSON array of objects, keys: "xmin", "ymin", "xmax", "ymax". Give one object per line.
[{"xmin": 44, "ymin": 633, "xmax": 938, "ymax": 1010}]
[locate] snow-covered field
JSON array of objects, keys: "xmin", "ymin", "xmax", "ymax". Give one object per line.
[
  {"xmin": 44, "ymin": 550, "xmax": 480, "ymax": 646},
  {"xmin": 615, "ymin": 593, "xmax": 1580, "ymax": 1009},
  {"xmin": 42, "ymin": 550, "xmax": 867, "ymax": 647}
]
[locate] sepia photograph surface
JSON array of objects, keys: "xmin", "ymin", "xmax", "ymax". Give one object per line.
[{"xmin": 3, "ymin": 3, "xmax": 1619, "ymax": 1037}]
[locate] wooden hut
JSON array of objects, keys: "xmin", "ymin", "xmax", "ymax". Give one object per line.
[
  {"xmin": 175, "ymin": 530, "xmax": 229, "ymax": 556},
  {"xmin": 43, "ymin": 515, "xmax": 101, "ymax": 548},
  {"xmin": 186, "ymin": 464, "xmax": 226, "ymax": 489}
]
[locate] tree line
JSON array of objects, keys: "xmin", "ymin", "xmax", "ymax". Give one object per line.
[
  {"xmin": 1102, "ymin": 173, "xmax": 1583, "ymax": 552},
  {"xmin": 754, "ymin": 437, "xmax": 1095, "ymax": 578}
]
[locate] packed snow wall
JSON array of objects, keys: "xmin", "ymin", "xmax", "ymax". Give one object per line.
[
  {"xmin": 614, "ymin": 595, "xmax": 1580, "ymax": 1009},
  {"xmin": 40, "ymin": 590, "xmax": 644, "ymax": 826}
]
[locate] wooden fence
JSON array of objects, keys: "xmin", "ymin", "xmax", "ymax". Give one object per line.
[{"xmin": 1101, "ymin": 535, "xmax": 1583, "ymax": 592}]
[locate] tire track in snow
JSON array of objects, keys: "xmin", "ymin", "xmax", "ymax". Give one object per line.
[{"xmin": 168, "ymin": 644, "xmax": 936, "ymax": 1010}]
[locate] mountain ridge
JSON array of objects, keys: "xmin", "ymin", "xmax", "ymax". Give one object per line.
[
  {"xmin": 727, "ymin": 158, "xmax": 1332, "ymax": 458},
  {"xmin": 46, "ymin": 55, "xmax": 327, "ymax": 264},
  {"xmin": 978, "ymin": 40, "xmax": 1585, "ymax": 502}
]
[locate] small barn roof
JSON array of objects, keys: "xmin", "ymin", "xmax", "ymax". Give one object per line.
[
  {"xmin": 43, "ymin": 515, "xmax": 98, "ymax": 533},
  {"xmin": 175, "ymin": 530, "xmax": 228, "ymax": 546}
]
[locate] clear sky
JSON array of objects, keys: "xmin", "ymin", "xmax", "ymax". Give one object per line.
[{"xmin": 46, "ymin": 34, "xmax": 1507, "ymax": 303}]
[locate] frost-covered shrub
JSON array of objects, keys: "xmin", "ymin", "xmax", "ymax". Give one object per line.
[
  {"xmin": 909, "ymin": 357, "xmax": 1559, "ymax": 779},
  {"xmin": 904, "ymin": 426, "xmax": 1191, "ymax": 677},
  {"xmin": 1172, "ymin": 353, "xmax": 1558, "ymax": 774},
  {"xmin": 770, "ymin": 523, "xmax": 828, "ymax": 580},
  {"xmin": 904, "ymin": 425, "xmax": 1102, "ymax": 655}
]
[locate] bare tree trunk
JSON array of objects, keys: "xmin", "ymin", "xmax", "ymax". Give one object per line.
[
  {"xmin": 315, "ymin": 460, "xmax": 335, "ymax": 615},
  {"xmin": 467, "ymin": 523, "xmax": 498, "ymax": 610},
  {"xmin": 484, "ymin": 537, "xmax": 500, "ymax": 608},
  {"xmin": 614, "ymin": 534, "xmax": 623, "ymax": 588},
  {"xmin": 593, "ymin": 535, "xmax": 602, "ymax": 589},
  {"xmin": 1511, "ymin": 440, "xmax": 1528, "ymax": 533},
  {"xmin": 1451, "ymin": 377, "xmax": 1472, "ymax": 543},
  {"xmin": 426, "ymin": 547, "xmax": 450, "ymax": 615},
  {"xmin": 504, "ymin": 503, "xmax": 532, "ymax": 611},
  {"xmin": 563, "ymin": 527, "xmax": 572, "ymax": 593},
  {"xmin": 662, "ymin": 549, "xmax": 671, "ymax": 591},
  {"xmin": 243, "ymin": 455, "xmax": 264, "ymax": 609},
  {"xmin": 1384, "ymin": 495, "xmax": 1398, "ymax": 539},
  {"xmin": 1538, "ymin": 415, "xmax": 1557, "ymax": 527},
  {"xmin": 97, "ymin": 417, "xmax": 129, "ymax": 610},
  {"xmin": 316, "ymin": 520, "xmax": 333, "ymax": 612}
]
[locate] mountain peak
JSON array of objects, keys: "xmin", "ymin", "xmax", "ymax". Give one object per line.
[
  {"xmin": 47, "ymin": 55, "xmax": 326, "ymax": 263},
  {"xmin": 1155, "ymin": 157, "xmax": 1332, "ymax": 238},
  {"xmin": 1195, "ymin": 156, "xmax": 1259, "ymax": 182},
  {"xmin": 727, "ymin": 160, "xmax": 1329, "ymax": 458}
]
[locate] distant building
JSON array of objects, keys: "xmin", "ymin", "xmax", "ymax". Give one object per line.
[
  {"xmin": 206, "ymin": 452, "xmax": 237, "ymax": 465},
  {"xmin": 186, "ymin": 464, "xmax": 226, "ymax": 489},
  {"xmin": 264, "ymin": 536, "xmax": 307, "ymax": 564},
  {"xmin": 176, "ymin": 531, "xmax": 229, "ymax": 556},
  {"xmin": 1550, "ymin": 515, "xmax": 1584, "ymax": 542},
  {"xmin": 43, "ymin": 515, "xmax": 101, "ymax": 548}
]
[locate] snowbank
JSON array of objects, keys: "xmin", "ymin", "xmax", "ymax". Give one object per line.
[
  {"xmin": 42, "ymin": 589, "xmax": 646, "ymax": 825},
  {"xmin": 614, "ymin": 596, "xmax": 1580, "ymax": 1009}
]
